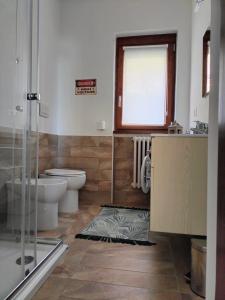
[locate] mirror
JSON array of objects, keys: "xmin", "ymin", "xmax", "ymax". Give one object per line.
[
  {"xmin": 202, "ymin": 30, "xmax": 211, "ymax": 97},
  {"xmin": 189, "ymin": 0, "xmax": 211, "ymax": 127}
]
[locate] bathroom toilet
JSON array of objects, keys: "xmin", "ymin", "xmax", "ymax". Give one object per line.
[
  {"xmin": 37, "ymin": 178, "xmax": 67, "ymax": 230},
  {"xmin": 43, "ymin": 169, "xmax": 86, "ymax": 213},
  {"xmin": 7, "ymin": 178, "xmax": 67, "ymax": 231}
]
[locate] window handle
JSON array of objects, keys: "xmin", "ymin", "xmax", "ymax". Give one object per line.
[{"xmin": 118, "ymin": 96, "xmax": 122, "ymax": 108}]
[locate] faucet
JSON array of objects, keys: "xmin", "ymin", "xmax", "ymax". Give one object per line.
[{"xmin": 190, "ymin": 121, "xmax": 208, "ymax": 134}]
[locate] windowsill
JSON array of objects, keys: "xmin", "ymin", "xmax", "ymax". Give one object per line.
[{"xmin": 113, "ymin": 128, "xmax": 168, "ymax": 134}]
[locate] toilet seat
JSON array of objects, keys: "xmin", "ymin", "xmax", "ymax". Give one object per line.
[{"xmin": 45, "ymin": 169, "xmax": 85, "ymax": 177}]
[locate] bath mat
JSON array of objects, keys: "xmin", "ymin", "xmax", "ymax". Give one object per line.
[{"xmin": 75, "ymin": 205, "xmax": 156, "ymax": 246}]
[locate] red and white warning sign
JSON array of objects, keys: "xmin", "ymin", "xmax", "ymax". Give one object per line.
[{"xmin": 75, "ymin": 79, "xmax": 97, "ymax": 95}]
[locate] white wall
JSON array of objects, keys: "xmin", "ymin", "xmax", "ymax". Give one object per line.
[
  {"xmin": 38, "ymin": 0, "xmax": 61, "ymax": 134},
  {"xmin": 0, "ymin": 0, "xmax": 17, "ymax": 129},
  {"xmin": 56, "ymin": 0, "xmax": 192, "ymax": 136},
  {"xmin": 0, "ymin": 0, "xmax": 31, "ymax": 130},
  {"xmin": 0, "ymin": 0, "xmax": 61, "ymax": 134},
  {"xmin": 190, "ymin": 0, "xmax": 211, "ymax": 127}
]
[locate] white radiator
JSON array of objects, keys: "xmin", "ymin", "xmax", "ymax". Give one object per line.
[{"xmin": 132, "ymin": 136, "xmax": 151, "ymax": 189}]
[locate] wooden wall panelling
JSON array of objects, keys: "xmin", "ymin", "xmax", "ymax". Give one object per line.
[
  {"xmin": 39, "ymin": 133, "xmax": 149, "ymax": 208},
  {"xmin": 113, "ymin": 136, "xmax": 149, "ymax": 208},
  {"xmin": 56, "ymin": 136, "xmax": 113, "ymax": 205},
  {"xmin": 39, "ymin": 133, "xmax": 58, "ymax": 173}
]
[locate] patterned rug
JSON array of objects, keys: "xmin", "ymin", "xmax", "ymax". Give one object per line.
[{"xmin": 75, "ymin": 205, "xmax": 156, "ymax": 246}]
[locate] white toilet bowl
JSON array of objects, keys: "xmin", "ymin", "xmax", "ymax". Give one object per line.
[
  {"xmin": 43, "ymin": 169, "xmax": 86, "ymax": 213},
  {"xmin": 7, "ymin": 178, "xmax": 67, "ymax": 231},
  {"xmin": 37, "ymin": 178, "xmax": 67, "ymax": 230}
]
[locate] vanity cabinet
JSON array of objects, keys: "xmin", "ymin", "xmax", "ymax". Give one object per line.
[{"xmin": 150, "ymin": 135, "xmax": 207, "ymax": 236}]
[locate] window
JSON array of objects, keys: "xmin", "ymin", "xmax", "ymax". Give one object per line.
[
  {"xmin": 115, "ymin": 34, "xmax": 176, "ymax": 132},
  {"xmin": 202, "ymin": 30, "xmax": 210, "ymax": 97}
]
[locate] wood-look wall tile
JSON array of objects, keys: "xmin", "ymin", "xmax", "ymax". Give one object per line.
[
  {"xmin": 85, "ymin": 169, "xmax": 100, "ymax": 180},
  {"xmin": 114, "ymin": 179, "xmax": 133, "ymax": 191},
  {"xmin": 114, "ymin": 191, "xmax": 148, "ymax": 208},
  {"xmin": 99, "ymin": 170, "xmax": 112, "ymax": 181},
  {"xmin": 99, "ymin": 136, "xmax": 112, "ymax": 148},
  {"xmin": 57, "ymin": 145, "xmax": 71, "ymax": 157},
  {"xmin": 39, "ymin": 146, "xmax": 57, "ymax": 158},
  {"xmin": 79, "ymin": 136, "xmax": 100, "ymax": 147},
  {"xmin": 128, "ymin": 190, "xmax": 149, "ymax": 202},
  {"xmin": 39, "ymin": 133, "xmax": 58, "ymax": 146},
  {"xmin": 114, "ymin": 169, "xmax": 132, "ymax": 180},
  {"xmin": 114, "ymin": 137, "xmax": 133, "ymax": 148},
  {"xmin": 39, "ymin": 158, "xmax": 55, "ymax": 173},
  {"xmin": 38, "ymin": 133, "xmax": 58, "ymax": 173},
  {"xmin": 58, "ymin": 136, "xmax": 100, "ymax": 148},
  {"xmin": 70, "ymin": 146, "xmax": 112, "ymax": 159},
  {"xmin": 114, "ymin": 142, "xmax": 133, "ymax": 158},
  {"xmin": 114, "ymin": 158, "xmax": 133, "ymax": 170},
  {"xmin": 83, "ymin": 169, "xmax": 112, "ymax": 184},
  {"xmin": 113, "ymin": 136, "xmax": 148, "ymax": 208},
  {"xmin": 99, "ymin": 158, "xmax": 112, "ymax": 170},
  {"xmin": 38, "ymin": 134, "xmax": 147, "ymax": 209},
  {"xmin": 83, "ymin": 181, "xmax": 99, "ymax": 192},
  {"xmin": 58, "ymin": 136, "xmax": 82, "ymax": 148},
  {"xmin": 47, "ymin": 134, "xmax": 58, "ymax": 146},
  {"xmin": 56, "ymin": 157, "xmax": 99, "ymax": 170},
  {"xmin": 80, "ymin": 191, "xmax": 111, "ymax": 205},
  {"xmin": 99, "ymin": 181, "xmax": 112, "ymax": 192},
  {"xmin": 39, "ymin": 133, "xmax": 49, "ymax": 146}
]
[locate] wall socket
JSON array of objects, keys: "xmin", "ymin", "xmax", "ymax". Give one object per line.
[
  {"xmin": 97, "ymin": 120, "xmax": 106, "ymax": 131},
  {"xmin": 194, "ymin": 107, "xmax": 198, "ymax": 117}
]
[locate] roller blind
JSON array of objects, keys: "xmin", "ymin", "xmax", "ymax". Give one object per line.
[{"xmin": 122, "ymin": 45, "xmax": 168, "ymax": 126}]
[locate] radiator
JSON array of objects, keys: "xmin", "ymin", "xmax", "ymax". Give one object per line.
[{"xmin": 132, "ymin": 136, "xmax": 151, "ymax": 189}]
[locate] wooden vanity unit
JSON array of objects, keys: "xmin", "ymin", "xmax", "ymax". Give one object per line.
[{"xmin": 150, "ymin": 134, "xmax": 207, "ymax": 236}]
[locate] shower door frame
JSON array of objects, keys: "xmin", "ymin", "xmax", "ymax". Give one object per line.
[
  {"xmin": 0, "ymin": 0, "xmax": 39, "ymax": 297},
  {"xmin": 4, "ymin": 239, "xmax": 63, "ymax": 300},
  {"xmin": 16, "ymin": 0, "xmax": 40, "ymax": 278},
  {"xmin": 2, "ymin": 0, "xmax": 67, "ymax": 298},
  {"xmin": 215, "ymin": 0, "xmax": 225, "ymax": 299}
]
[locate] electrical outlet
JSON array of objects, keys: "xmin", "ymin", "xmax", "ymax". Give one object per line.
[{"xmin": 194, "ymin": 107, "xmax": 198, "ymax": 117}]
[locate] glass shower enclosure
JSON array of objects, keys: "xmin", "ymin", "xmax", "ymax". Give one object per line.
[{"xmin": 0, "ymin": 1, "xmax": 66, "ymax": 299}]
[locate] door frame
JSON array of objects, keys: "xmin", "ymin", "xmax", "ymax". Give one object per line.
[
  {"xmin": 215, "ymin": 0, "xmax": 225, "ymax": 297},
  {"xmin": 210, "ymin": 0, "xmax": 225, "ymax": 298}
]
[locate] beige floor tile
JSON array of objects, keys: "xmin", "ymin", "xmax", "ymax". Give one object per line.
[
  {"xmin": 32, "ymin": 205, "xmax": 199, "ymax": 300},
  {"xmin": 61, "ymin": 279, "xmax": 180, "ymax": 300},
  {"xmin": 80, "ymin": 252, "xmax": 172, "ymax": 273},
  {"xmin": 32, "ymin": 277, "xmax": 67, "ymax": 300},
  {"xmin": 71, "ymin": 266, "xmax": 177, "ymax": 291}
]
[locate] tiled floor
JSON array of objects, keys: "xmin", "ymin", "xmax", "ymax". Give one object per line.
[{"xmin": 35, "ymin": 205, "xmax": 202, "ymax": 300}]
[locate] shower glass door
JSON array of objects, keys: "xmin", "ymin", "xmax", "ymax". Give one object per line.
[{"xmin": 0, "ymin": 0, "xmax": 38, "ymax": 298}]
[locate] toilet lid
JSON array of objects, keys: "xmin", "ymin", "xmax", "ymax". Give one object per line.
[{"xmin": 45, "ymin": 169, "xmax": 85, "ymax": 177}]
